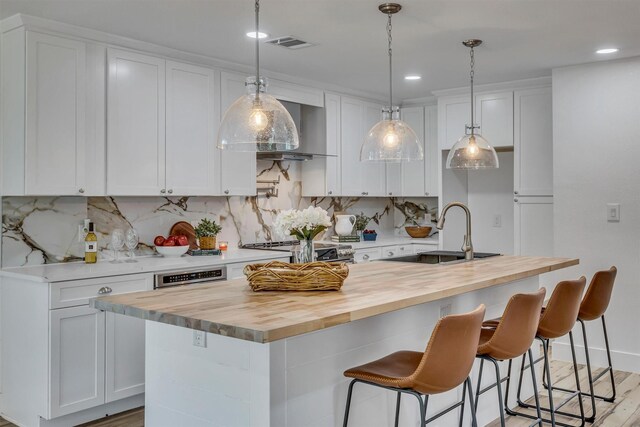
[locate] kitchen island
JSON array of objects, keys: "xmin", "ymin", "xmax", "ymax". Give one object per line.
[{"xmin": 93, "ymin": 256, "xmax": 577, "ymax": 427}]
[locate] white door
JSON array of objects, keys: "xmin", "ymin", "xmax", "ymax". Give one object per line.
[
  {"xmin": 476, "ymin": 91, "xmax": 514, "ymax": 148},
  {"xmin": 340, "ymin": 97, "xmax": 365, "ymax": 196},
  {"xmin": 514, "ymin": 87, "xmax": 553, "ymax": 196},
  {"xmin": 362, "ymin": 102, "xmax": 387, "ymax": 196},
  {"xmin": 107, "ymin": 48, "xmax": 166, "ymax": 195},
  {"xmin": 105, "ymin": 312, "xmax": 145, "ymax": 402},
  {"xmin": 219, "ymin": 71, "xmax": 257, "ymax": 196},
  {"xmin": 166, "ymin": 61, "xmax": 219, "ymax": 196},
  {"xmin": 424, "ymin": 105, "xmax": 439, "ymax": 197},
  {"xmin": 49, "ymin": 306, "xmax": 105, "ymax": 418},
  {"xmin": 514, "ymin": 196, "xmax": 553, "ymax": 256},
  {"xmin": 25, "ymin": 32, "xmax": 86, "ymax": 195},
  {"xmin": 395, "ymin": 106, "xmax": 425, "ymax": 196}
]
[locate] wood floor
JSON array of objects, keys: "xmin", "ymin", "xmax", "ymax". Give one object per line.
[{"xmin": 0, "ymin": 360, "xmax": 637, "ymax": 426}]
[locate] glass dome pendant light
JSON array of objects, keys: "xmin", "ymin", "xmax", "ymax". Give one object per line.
[
  {"xmin": 446, "ymin": 39, "xmax": 499, "ymax": 169},
  {"xmin": 217, "ymin": 0, "xmax": 299, "ymax": 152},
  {"xmin": 360, "ymin": 3, "xmax": 423, "ymax": 162}
]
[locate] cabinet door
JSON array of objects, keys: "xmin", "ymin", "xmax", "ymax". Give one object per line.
[
  {"xmin": 394, "ymin": 106, "xmax": 425, "ymax": 197},
  {"xmin": 219, "ymin": 72, "xmax": 257, "ymax": 196},
  {"xmin": 49, "ymin": 306, "xmax": 105, "ymax": 418},
  {"xmin": 354, "ymin": 247, "xmax": 382, "ymax": 263},
  {"xmin": 424, "ymin": 105, "xmax": 439, "ymax": 197},
  {"xmin": 166, "ymin": 61, "xmax": 219, "ymax": 196},
  {"xmin": 476, "ymin": 91, "xmax": 514, "ymax": 148},
  {"xmin": 25, "ymin": 32, "xmax": 86, "ymax": 195},
  {"xmin": 438, "ymin": 95, "xmax": 470, "ymax": 151},
  {"xmin": 340, "ymin": 97, "xmax": 365, "ymax": 196},
  {"xmin": 514, "ymin": 87, "xmax": 553, "ymax": 196},
  {"xmin": 105, "ymin": 312, "xmax": 145, "ymax": 402},
  {"xmin": 362, "ymin": 102, "xmax": 387, "ymax": 196},
  {"xmin": 514, "ymin": 196, "xmax": 553, "ymax": 256},
  {"xmin": 107, "ymin": 48, "xmax": 166, "ymax": 195}
]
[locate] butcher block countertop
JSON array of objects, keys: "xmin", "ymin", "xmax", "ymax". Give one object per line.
[{"xmin": 92, "ymin": 256, "xmax": 578, "ymax": 343}]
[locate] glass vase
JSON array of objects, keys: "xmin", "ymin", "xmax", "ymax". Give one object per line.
[{"xmin": 293, "ymin": 239, "xmax": 315, "ymax": 264}]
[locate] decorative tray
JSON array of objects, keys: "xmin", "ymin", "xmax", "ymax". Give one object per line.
[
  {"xmin": 187, "ymin": 249, "xmax": 222, "ymax": 256},
  {"xmin": 243, "ymin": 261, "xmax": 349, "ymax": 292}
]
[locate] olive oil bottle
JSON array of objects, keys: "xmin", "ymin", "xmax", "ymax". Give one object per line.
[{"xmin": 85, "ymin": 222, "xmax": 97, "ymax": 264}]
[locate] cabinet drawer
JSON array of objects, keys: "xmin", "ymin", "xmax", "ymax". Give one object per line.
[
  {"xmin": 354, "ymin": 247, "xmax": 382, "ymax": 263},
  {"xmin": 412, "ymin": 243, "xmax": 439, "ymax": 254},
  {"xmin": 50, "ymin": 274, "xmax": 153, "ymax": 309},
  {"xmin": 381, "ymin": 245, "xmax": 414, "ymax": 258}
]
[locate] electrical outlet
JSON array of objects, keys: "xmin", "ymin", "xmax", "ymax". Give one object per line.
[
  {"xmin": 193, "ymin": 330, "xmax": 207, "ymax": 348},
  {"xmin": 493, "ymin": 214, "xmax": 502, "ymax": 228},
  {"xmin": 607, "ymin": 203, "xmax": 620, "ymax": 222},
  {"xmin": 440, "ymin": 303, "xmax": 452, "ymax": 318}
]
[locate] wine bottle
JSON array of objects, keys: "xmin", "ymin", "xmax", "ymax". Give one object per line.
[{"xmin": 85, "ymin": 222, "xmax": 98, "ymax": 264}]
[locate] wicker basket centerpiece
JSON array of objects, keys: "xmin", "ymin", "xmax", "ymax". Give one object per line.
[{"xmin": 244, "ymin": 261, "xmax": 349, "ymax": 292}]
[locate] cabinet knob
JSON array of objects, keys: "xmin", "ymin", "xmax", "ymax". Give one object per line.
[
  {"xmin": 425, "ymin": 192, "xmax": 429, "ymax": 196},
  {"xmin": 224, "ymin": 190, "xmax": 229, "ymax": 195},
  {"xmin": 328, "ymin": 191, "xmax": 333, "ymax": 195},
  {"xmin": 167, "ymin": 189, "xmax": 173, "ymax": 194},
  {"xmin": 514, "ymin": 198, "xmax": 519, "ymax": 203},
  {"xmin": 389, "ymin": 192, "xmax": 392, "ymax": 196},
  {"xmin": 98, "ymin": 286, "xmax": 112, "ymax": 295},
  {"xmin": 362, "ymin": 254, "xmax": 370, "ymax": 261},
  {"xmin": 514, "ymin": 191, "xmax": 519, "ymax": 195},
  {"xmin": 78, "ymin": 188, "xmax": 85, "ymax": 194},
  {"xmin": 160, "ymin": 189, "xmax": 166, "ymax": 194},
  {"xmin": 388, "ymin": 251, "xmax": 394, "ymax": 256}
]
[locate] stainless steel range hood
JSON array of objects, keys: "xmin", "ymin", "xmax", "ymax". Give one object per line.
[{"xmin": 257, "ymin": 100, "xmax": 336, "ymax": 161}]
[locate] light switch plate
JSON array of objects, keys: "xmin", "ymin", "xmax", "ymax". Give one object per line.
[
  {"xmin": 607, "ymin": 203, "xmax": 620, "ymax": 222},
  {"xmin": 493, "ymin": 214, "xmax": 502, "ymax": 228}
]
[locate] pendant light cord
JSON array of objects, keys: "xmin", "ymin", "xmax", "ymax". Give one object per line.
[
  {"xmin": 469, "ymin": 45, "xmax": 475, "ymax": 135},
  {"xmin": 387, "ymin": 13, "xmax": 393, "ymax": 112},
  {"xmin": 255, "ymin": 0, "xmax": 260, "ymax": 98}
]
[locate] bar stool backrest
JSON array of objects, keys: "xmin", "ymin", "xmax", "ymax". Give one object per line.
[
  {"xmin": 579, "ymin": 266, "xmax": 617, "ymax": 321},
  {"xmin": 477, "ymin": 288, "xmax": 546, "ymax": 361},
  {"xmin": 408, "ymin": 304, "xmax": 486, "ymax": 395},
  {"xmin": 538, "ymin": 277, "xmax": 587, "ymax": 339}
]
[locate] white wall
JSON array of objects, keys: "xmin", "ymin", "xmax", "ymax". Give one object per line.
[{"xmin": 553, "ymin": 57, "xmax": 640, "ymax": 372}]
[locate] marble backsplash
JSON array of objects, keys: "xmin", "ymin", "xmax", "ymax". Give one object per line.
[{"xmin": 2, "ymin": 161, "xmax": 437, "ymax": 267}]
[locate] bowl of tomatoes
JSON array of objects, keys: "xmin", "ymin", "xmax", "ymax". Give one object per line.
[{"xmin": 154, "ymin": 235, "xmax": 189, "ymax": 257}]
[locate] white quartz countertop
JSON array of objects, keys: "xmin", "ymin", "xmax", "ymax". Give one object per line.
[
  {"xmin": 0, "ymin": 249, "xmax": 290, "ymax": 283},
  {"xmin": 321, "ymin": 235, "xmax": 439, "ymax": 249}
]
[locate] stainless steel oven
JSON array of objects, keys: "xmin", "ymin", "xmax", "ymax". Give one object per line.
[
  {"xmin": 154, "ymin": 266, "xmax": 227, "ymax": 289},
  {"xmin": 241, "ymin": 241, "xmax": 355, "ymax": 263}
]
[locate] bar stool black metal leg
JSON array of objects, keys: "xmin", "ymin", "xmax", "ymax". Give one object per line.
[
  {"xmin": 489, "ymin": 357, "xmax": 507, "ymax": 427},
  {"xmin": 466, "ymin": 377, "xmax": 479, "ymax": 427},
  {"xmin": 474, "ymin": 358, "xmax": 485, "ymax": 413},
  {"xmin": 602, "ymin": 315, "xmax": 617, "ymax": 402},
  {"xmin": 394, "ymin": 391, "xmax": 401, "ymax": 427},
  {"xmin": 580, "ymin": 318, "xmax": 598, "ymax": 422},
  {"xmin": 528, "ymin": 348, "xmax": 544, "ymax": 426},
  {"xmin": 418, "ymin": 394, "xmax": 428, "ymax": 427},
  {"xmin": 459, "ymin": 376, "xmax": 467, "ymax": 427},
  {"xmin": 569, "ymin": 331, "xmax": 586, "ymax": 426},
  {"xmin": 542, "ymin": 338, "xmax": 558, "ymax": 427},
  {"xmin": 343, "ymin": 379, "xmax": 356, "ymax": 427}
]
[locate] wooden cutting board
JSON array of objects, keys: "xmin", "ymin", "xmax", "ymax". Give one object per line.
[{"xmin": 169, "ymin": 221, "xmax": 198, "ymax": 249}]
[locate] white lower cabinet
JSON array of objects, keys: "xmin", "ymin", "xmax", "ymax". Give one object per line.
[
  {"xmin": 354, "ymin": 247, "xmax": 382, "ymax": 263},
  {"xmin": 105, "ymin": 312, "xmax": 145, "ymax": 402},
  {"xmin": 514, "ymin": 196, "xmax": 553, "ymax": 256},
  {"xmin": 49, "ymin": 306, "xmax": 105, "ymax": 418},
  {"xmin": 381, "ymin": 245, "xmax": 414, "ymax": 259}
]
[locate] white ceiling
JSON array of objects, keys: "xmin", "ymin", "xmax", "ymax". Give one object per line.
[{"xmin": 2, "ymin": 0, "xmax": 640, "ymax": 101}]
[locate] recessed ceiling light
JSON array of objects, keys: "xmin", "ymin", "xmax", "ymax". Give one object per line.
[
  {"xmin": 404, "ymin": 75, "xmax": 421, "ymax": 81},
  {"xmin": 596, "ymin": 48, "xmax": 619, "ymax": 54},
  {"xmin": 246, "ymin": 31, "xmax": 269, "ymax": 39}
]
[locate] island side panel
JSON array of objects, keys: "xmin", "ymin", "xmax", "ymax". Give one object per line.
[{"xmin": 142, "ymin": 276, "xmax": 540, "ymax": 427}]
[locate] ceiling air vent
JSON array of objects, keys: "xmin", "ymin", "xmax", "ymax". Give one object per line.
[{"xmin": 265, "ymin": 36, "xmax": 313, "ymax": 50}]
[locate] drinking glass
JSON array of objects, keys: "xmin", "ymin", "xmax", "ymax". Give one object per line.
[
  {"xmin": 110, "ymin": 229, "xmax": 125, "ymax": 263},
  {"xmin": 124, "ymin": 228, "xmax": 139, "ymax": 263}
]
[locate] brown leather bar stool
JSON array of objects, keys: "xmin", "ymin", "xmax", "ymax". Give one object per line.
[
  {"xmin": 509, "ymin": 277, "xmax": 587, "ymax": 427},
  {"xmin": 543, "ymin": 266, "xmax": 617, "ymax": 423},
  {"xmin": 342, "ymin": 305, "xmax": 485, "ymax": 427},
  {"xmin": 474, "ymin": 288, "xmax": 546, "ymax": 427}
]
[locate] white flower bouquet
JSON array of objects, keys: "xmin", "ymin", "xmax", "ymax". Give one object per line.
[{"xmin": 273, "ymin": 206, "xmax": 332, "ymax": 241}]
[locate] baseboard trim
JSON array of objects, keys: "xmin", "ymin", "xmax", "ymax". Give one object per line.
[
  {"xmin": 553, "ymin": 341, "xmax": 640, "ymax": 374},
  {"xmin": 39, "ymin": 394, "xmax": 144, "ymax": 427}
]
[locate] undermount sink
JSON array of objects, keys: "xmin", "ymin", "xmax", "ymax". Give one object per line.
[{"xmin": 381, "ymin": 250, "xmax": 501, "ymax": 265}]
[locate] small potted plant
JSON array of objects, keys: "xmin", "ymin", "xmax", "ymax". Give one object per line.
[
  {"xmin": 362, "ymin": 229, "xmax": 377, "ymax": 241},
  {"xmin": 195, "ymin": 218, "xmax": 222, "ymax": 250},
  {"xmin": 354, "ymin": 213, "xmax": 371, "ymax": 239}
]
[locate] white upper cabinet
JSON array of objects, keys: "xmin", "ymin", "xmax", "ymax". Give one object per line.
[
  {"xmin": 165, "ymin": 61, "xmax": 219, "ymax": 196},
  {"xmin": 107, "ymin": 48, "xmax": 166, "ymax": 196},
  {"xmin": 475, "ymin": 91, "xmax": 514, "ymax": 148},
  {"xmin": 438, "ymin": 95, "xmax": 470, "ymax": 151},
  {"xmin": 1, "ymin": 30, "xmax": 105, "ymax": 196},
  {"xmin": 302, "ymin": 92, "xmax": 341, "ymax": 197},
  {"xmin": 424, "ymin": 105, "xmax": 439, "ymax": 197},
  {"xmin": 514, "ymin": 87, "xmax": 553, "ymax": 196},
  {"xmin": 219, "ymin": 72, "xmax": 257, "ymax": 196},
  {"xmin": 340, "ymin": 97, "xmax": 385, "ymax": 197}
]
